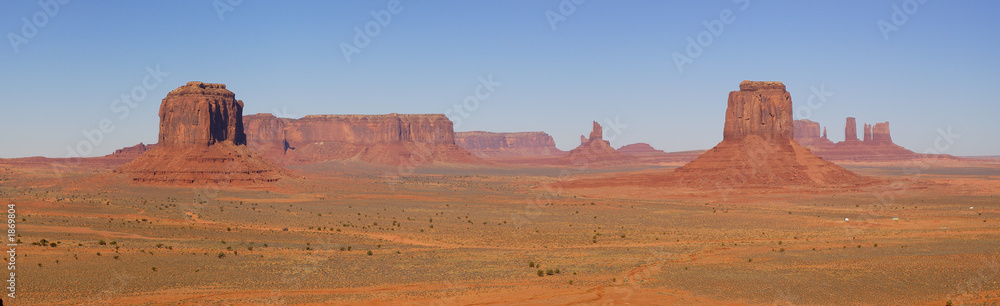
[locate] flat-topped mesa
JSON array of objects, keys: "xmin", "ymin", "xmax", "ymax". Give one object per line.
[
  {"xmin": 454, "ymin": 131, "xmax": 565, "ymax": 158},
  {"xmin": 723, "ymin": 80, "xmax": 793, "ymax": 141},
  {"xmin": 287, "ymin": 113, "xmax": 455, "ymax": 145},
  {"xmin": 242, "ymin": 113, "xmax": 481, "ymax": 165},
  {"xmin": 158, "ymin": 81, "xmax": 246, "ymax": 147},
  {"xmin": 794, "ymin": 119, "xmax": 821, "ymax": 138},
  {"xmin": 794, "ymin": 119, "xmax": 835, "ymax": 150},
  {"xmin": 871, "ymin": 122, "xmax": 893, "ymax": 145},
  {"xmin": 738, "ymin": 80, "xmax": 786, "ymax": 92},
  {"xmin": 845, "ymin": 117, "xmax": 859, "ymax": 142}
]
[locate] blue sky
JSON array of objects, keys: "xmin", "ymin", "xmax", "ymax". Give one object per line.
[{"xmin": 1, "ymin": 1, "xmax": 997, "ymax": 158}]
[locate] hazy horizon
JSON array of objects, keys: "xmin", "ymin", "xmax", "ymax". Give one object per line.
[{"xmin": 2, "ymin": 1, "xmax": 997, "ymax": 158}]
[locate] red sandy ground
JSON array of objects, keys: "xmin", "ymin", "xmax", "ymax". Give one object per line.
[{"xmin": 2, "ymin": 157, "xmax": 999, "ymax": 304}]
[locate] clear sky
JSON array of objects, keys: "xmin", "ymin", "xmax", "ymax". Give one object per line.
[{"xmin": 1, "ymin": 1, "xmax": 997, "ymax": 158}]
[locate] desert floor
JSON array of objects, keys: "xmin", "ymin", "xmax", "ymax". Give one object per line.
[{"xmin": 2, "ymin": 160, "xmax": 999, "ymax": 305}]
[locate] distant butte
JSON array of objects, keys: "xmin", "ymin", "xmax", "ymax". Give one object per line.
[
  {"xmin": 454, "ymin": 131, "xmax": 565, "ymax": 158},
  {"xmin": 794, "ymin": 117, "xmax": 921, "ymax": 161},
  {"xmin": 563, "ymin": 121, "xmax": 626, "ymax": 164}
]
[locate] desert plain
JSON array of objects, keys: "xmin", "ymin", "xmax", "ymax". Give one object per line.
[{"xmin": 2, "ymin": 155, "xmax": 999, "ymax": 304}]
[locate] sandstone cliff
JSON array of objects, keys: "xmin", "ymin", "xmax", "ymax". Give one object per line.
[
  {"xmin": 845, "ymin": 117, "xmax": 859, "ymax": 142},
  {"xmin": 243, "ymin": 113, "xmax": 482, "ymax": 166},
  {"xmin": 454, "ymin": 131, "xmax": 565, "ymax": 158},
  {"xmin": 116, "ymin": 82, "xmax": 286, "ymax": 184},
  {"xmin": 804, "ymin": 118, "xmax": 916, "ymax": 161},
  {"xmin": 871, "ymin": 122, "xmax": 892, "ymax": 145},
  {"xmin": 793, "ymin": 119, "xmax": 834, "ymax": 149},
  {"xmin": 723, "ymin": 81, "xmax": 794, "ymax": 142}
]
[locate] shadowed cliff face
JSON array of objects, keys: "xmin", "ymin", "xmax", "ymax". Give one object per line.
[
  {"xmin": 158, "ymin": 81, "xmax": 246, "ymax": 147},
  {"xmin": 723, "ymin": 81, "xmax": 793, "ymax": 142}
]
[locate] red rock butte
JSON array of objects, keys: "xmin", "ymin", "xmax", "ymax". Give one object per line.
[
  {"xmin": 794, "ymin": 117, "xmax": 918, "ymax": 161},
  {"xmin": 668, "ymin": 80, "xmax": 863, "ymax": 187},
  {"xmin": 242, "ymin": 113, "xmax": 482, "ymax": 166},
  {"xmin": 563, "ymin": 121, "xmax": 624, "ymax": 164},
  {"xmin": 115, "ymin": 82, "xmax": 286, "ymax": 184},
  {"xmin": 454, "ymin": 131, "xmax": 565, "ymax": 158}
]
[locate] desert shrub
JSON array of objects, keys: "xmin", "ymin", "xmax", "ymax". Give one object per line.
[
  {"xmin": 529, "ymin": 261, "xmax": 535, "ymax": 268},
  {"xmin": 367, "ymin": 250, "xmax": 373, "ymax": 256},
  {"xmin": 546, "ymin": 269, "xmax": 554, "ymax": 275},
  {"xmin": 217, "ymin": 252, "xmax": 225, "ymax": 259},
  {"xmin": 537, "ymin": 270, "xmax": 544, "ymax": 277},
  {"xmin": 98, "ymin": 240, "xmax": 107, "ymax": 245}
]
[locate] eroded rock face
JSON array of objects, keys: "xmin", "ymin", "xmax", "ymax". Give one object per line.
[
  {"xmin": 794, "ymin": 119, "xmax": 834, "ymax": 149},
  {"xmin": 668, "ymin": 81, "xmax": 862, "ymax": 187},
  {"xmin": 242, "ymin": 113, "xmax": 481, "ymax": 165},
  {"xmin": 845, "ymin": 117, "xmax": 859, "ymax": 142},
  {"xmin": 803, "ymin": 118, "xmax": 915, "ymax": 161},
  {"xmin": 116, "ymin": 82, "xmax": 285, "ymax": 185},
  {"xmin": 454, "ymin": 131, "xmax": 565, "ymax": 158},
  {"xmin": 158, "ymin": 82, "xmax": 246, "ymax": 147},
  {"xmin": 794, "ymin": 119, "xmax": 821, "ymax": 138},
  {"xmin": 871, "ymin": 122, "xmax": 892, "ymax": 145},
  {"xmin": 564, "ymin": 121, "xmax": 623, "ymax": 164},
  {"xmin": 589, "ymin": 121, "xmax": 603, "ymax": 141},
  {"xmin": 723, "ymin": 81, "xmax": 794, "ymax": 142}
]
